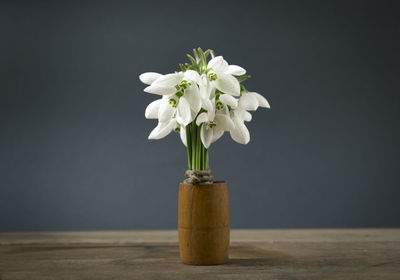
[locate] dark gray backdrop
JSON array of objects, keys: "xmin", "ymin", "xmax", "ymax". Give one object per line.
[{"xmin": 1, "ymin": 0, "xmax": 399, "ymax": 231}]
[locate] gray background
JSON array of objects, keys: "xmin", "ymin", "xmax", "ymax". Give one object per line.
[{"xmin": 1, "ymin": 0, "xmax": 399, "ymax": 231}]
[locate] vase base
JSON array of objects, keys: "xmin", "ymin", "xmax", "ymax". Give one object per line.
[{"xmin": 181, "ymin": 259, "xmax": 229, "ymax": 266}]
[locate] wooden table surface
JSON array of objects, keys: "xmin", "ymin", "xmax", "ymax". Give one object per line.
[{"xmin": 0, "ymin": 229, "xmax": 399, "ymax": 279}]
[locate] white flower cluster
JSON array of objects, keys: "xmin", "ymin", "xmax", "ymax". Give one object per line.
[{"xmin": 139, "ymin": 53, "xmax": 270, "ymax": 149}]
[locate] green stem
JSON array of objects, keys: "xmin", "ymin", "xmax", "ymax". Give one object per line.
[
  {"xmin": 200, "ymin": 142, "xmax": 204, "ymax": 170},
  {"xmin": 202, "ymin": 145, "xmax": 206, "ymax": 170},
  {"xmin": 197, "ymin": 126, "xmax": 202, "ymax": 169},
  {"xmin": 191, "ymin": 122, "xmax": 196, "ymax": 169},
  {"xmin": 186, "ymin": 125, "xmax": 191, "ymax": 170},
  {"xmin": 185, "ymin": 121, "xmax": 210, "ymax": 171},
  {"xmin": 205, "ymin": 148, "xmax": 208, "ymax": 170}
]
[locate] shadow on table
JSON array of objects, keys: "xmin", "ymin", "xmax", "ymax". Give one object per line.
[{"xmin": 226, "ymin": 245, "xmax": 295, "ymax": 267}]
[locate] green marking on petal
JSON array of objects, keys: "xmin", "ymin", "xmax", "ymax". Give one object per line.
[
  {"xmin": 169, "ymin": 98, "xmax": 177, "ymax": 108},
  {"xmin": 208, "ymin": 120, "xmax": 216, "ymax": 128},
  {"xmin": 216, "ymin": 101, "xmax": 224, "ymax": 110},
  {"xmin": 208, "ymin": 72, "xmax": 217, "ymax": 81},
  {"xmin": 176, "ymin": 91, "xmax": 183, "ymax": 98}
]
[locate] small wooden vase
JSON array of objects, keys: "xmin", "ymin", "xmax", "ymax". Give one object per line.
[{"xmin": 178, "ymin": 181, "xmax": 230, "ymax": 265}]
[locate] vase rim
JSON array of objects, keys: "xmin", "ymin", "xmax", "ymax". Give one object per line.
[{"xmin": 180, "ymin": 181, "xmax": 227, "ymax": 186}]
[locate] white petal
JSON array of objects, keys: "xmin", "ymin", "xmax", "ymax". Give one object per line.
[
  {"xmin": 215, "ymin": 114, "xmax": 235, "ymax": 131},
  {"xmin": 144, "ymin": 84, "xmax": 176, "ymax": 95},
  {"xmin": 212, "ymin": 129, "xmax": 224, "ymax": 143},
  {"xmin": 219, "ymin": 94, "xmax": 238, "ymax": 108},
  {"xmin": 148, "ymin": 119, "xmax": 175, "ymax": 140},
  {"xmin": 230, "ymin": 114, "xmax": 250, "ymax": 144},
  {"xmin": 209, "ymin": 98, "xmax": 216, "ymax": 120},
  {"xmin": 152, "ymin": 73, "xmax": 182, "ymax": 87},
  {"xmin": 224, "ymin": 65, "xmax": 246, "ymax": 76},
  {"xmin": 236, "ymin": 109, "xmax": 252, "ymax": 122},
  {"xmin": 184, "ymin": 84, "xmax": 201, "ymax": 115},
  {"xmin": 202, "ymin": 98, "xmax": 213, "ymax": 112},
  {"xmin": 199, "ymin": 77, "xmax": 214, "ymax": 100},
  {"xmin": 199, "ymin": 83, "xmax": 209, "ymax": 100},
  {"xmin": 183, "ymin": 70, "xmax": 200, "ymax": 83},
  {"xmin": 180, "ymin": 125, "xmax": 187, "ymax": 147},
  {"xmin": 238, "ymin": 93, "xmax": 259, "ymax": 111},
  {"xmin": 214, "ymin": 73, "xmax": 240, "ymax": 96},
  {"xmin": 145, "ymin": 99, "xmax": 161, "ymax": 119},
  {"xmin": 207, "ymin": 56, "xmax": 229, "ymax": 73},
  {"xmin": 201, "ymin": 98, "xmax": 215, "ymax": 120},
  {"xmin": 209, "ymin": 86, "xmax": 216, "ymax": 99},
  {"xmin": 250, "ymin": 92, "xmax": 270, "ymax": 108},
  {"xmin": 139, "ymin": 72, "xmax": 162, "ymax": 85},
  {"xmin": 190, "ymin": 109, "xmax": 197, "ymax": 122},
  {"xmin": 176, "ymin": 97, "xmax": 192, "ymax": 126},
  {"xmin": 196, "ymin": 112, "xmax": 209, "ymax": 125},
  {"xmin": 200, "ymin": 125, "xmax": 214, "ymax": 149},
  {"xmin": 158, "ymin": 97, "xmax": 174, "ymax": 123}
]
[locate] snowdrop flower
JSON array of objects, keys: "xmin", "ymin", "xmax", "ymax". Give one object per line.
[
  {"xmin": 145, "ymin": 97, "xmax": 188, "ymax": 145},
  {"xmin": 146, "ymin": 93, "xmax": 191, "ymax": 140},
  {"xmin": 195, "ymin": 99, "xmax": 234, "ymax": 148},
  {"xmin": 143, "ymin": 70, "xmax": 200, "ymax": 96},
  {"xmin": 206, "ymin": 56, "xmax": 246, "ymax": 96},
  {"xmin": 142, "ymin": 72, "xmax": 203, "ymax": 140},
  {"xmin": 229, "ymin": 91, "xmax": 270, "ymax": 144}
]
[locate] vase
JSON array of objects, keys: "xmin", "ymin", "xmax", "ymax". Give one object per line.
[{"xmin": 178, "ymin": 181, "xmax": 230, "ymax": 265}]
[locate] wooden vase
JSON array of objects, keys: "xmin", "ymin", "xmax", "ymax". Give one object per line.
[{"xmin": 178, "ymin": 181, "xmax": 230, "ymax": 265}]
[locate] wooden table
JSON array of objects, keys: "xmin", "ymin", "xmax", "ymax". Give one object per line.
[{"xmin": 0, "ymin": 229, "xmax": 399, "ymax": 279}]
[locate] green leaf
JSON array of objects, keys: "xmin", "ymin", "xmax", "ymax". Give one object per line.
[
  {"xmin": 204, "ymin": 50, "xmax": 210, "ymax": 59},
  {"xmin": 240, "ymin": 83, "xmax": 248, "ymax": 93},
  {"xmin": 197, "ymin": 48, "xmax": 207, "ymax": 67},
  {"xmin": 192, "ymin": 49, "xmax": 200, "ymax": 62},
  {"xmin": 210, "ymin": 50, "xmax": 216, "ymax": 58},
  {"xmin": 186, "ymin": 54, "xmax": 196, "ymax": 65},
  {"xmin": 179, "ymin": 64, "xmax": 187, "ymax": 72},
  {"xmin": 236, "ymin": 75, "xmax": 251, "ymax": 83}
]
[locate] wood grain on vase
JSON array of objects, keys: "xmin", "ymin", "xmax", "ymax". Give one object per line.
[{"xmin": 178, "ymin": 181, "xmax": 230, "ymax": 265}]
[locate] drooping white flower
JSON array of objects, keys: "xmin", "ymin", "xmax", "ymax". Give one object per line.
[
  {"xmin": 143, "ymin": 70, "xmax": 201, "ymax": 96},
  {"xmin": 235, "ymin": 91, "xmax": 271, "ymax": 122},
  {"xmin": 143, "ymin": 73, "xmax": 183, "ymax": 95},
  {"xmin": 144, "ymin": 85, "xmax": 201, "ymax": 140},
  {"xmin": 195, "ymin": 99, "xmax": 234, "ymax": 148},
  {"xmin": 228, "ymin": 91, "xmax": 270, "ymax": 144},
  {"xmin": 141, "ymin": 71, "xmax": 204, "ymax": 140},
  {"xmin": 206, "ymin": 56, "xmax": 245, "ymax": 96},
  {"xmin": 147, "ymin": 94, "xmax": 192, "ymax": 140},
  {"xmin": 229, "ymin": 111, "xmax": 250, "ymax": 144}
]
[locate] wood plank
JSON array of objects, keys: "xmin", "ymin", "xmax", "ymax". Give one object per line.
[
  {"xmin": 0, "ymin": 229, "xmax": 399, "ymax": 280},
  {"xmin": 1, "ymin": 229, "xmax": 399, "ymax": 245}
]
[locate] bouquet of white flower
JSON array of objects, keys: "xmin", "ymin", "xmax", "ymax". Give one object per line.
[{"xmin": 139, "ymin": 48, "xmax": 270, "ymax": 175}]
